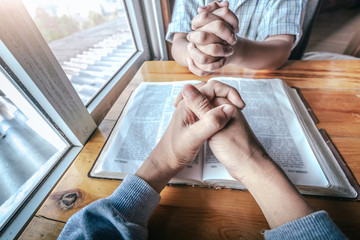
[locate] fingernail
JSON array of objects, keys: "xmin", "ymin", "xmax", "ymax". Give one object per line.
[
  {"xmin": 182, "ymin": 85, "xmax": 194, "ymax": 98},
  {"xmin": 222, "ymin": 104, "xmax": 234, "ymax": 118}
]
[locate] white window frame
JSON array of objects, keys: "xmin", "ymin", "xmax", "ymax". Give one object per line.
[
  {"xmin": 141, "ymin": 0, "xmax": 169, "ymax": 61},
  {"xmin": 88, "ymin": 0, "xmax": 154, "ymax": 124},
  {"xmin": 0, "ymin": 0, "xmax": 166, "ymax": 238},
  {"xmin": 88, "ymin": 0, "xmax": 168, "ymax": 124}
]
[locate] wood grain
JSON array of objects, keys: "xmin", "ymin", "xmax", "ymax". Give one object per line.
[
  {"xmin": 19, "ymin": 60, "xmax": 360, "ymax": 240},
  {"xmin": 18, "ymin": 216, "xmax": 65, "ymax": 240}
]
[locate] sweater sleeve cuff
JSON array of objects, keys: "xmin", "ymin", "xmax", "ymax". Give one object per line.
[
  {"xmin": 107, "ymin": 174, "xmax": 161, "ymax": 227},
  {"xmin": 264, "ymin": 211, "xmax": 347, "ymax": 240}
]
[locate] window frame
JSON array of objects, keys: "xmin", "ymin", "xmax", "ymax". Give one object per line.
[
  {"xmin": 87, "ymin": 0, "xmax": 153, "ymax": 124},
  {"xmin": 0, "ymin": 0, "xmax": 166, "ymax": 237}
]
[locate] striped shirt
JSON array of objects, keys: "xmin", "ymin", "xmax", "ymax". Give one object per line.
[{"xmin": 166, "ymin": 0, "xmax": 307, "ymax": 47}]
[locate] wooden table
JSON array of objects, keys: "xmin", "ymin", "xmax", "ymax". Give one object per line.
[{"xmin": 19, "ymin": 60, "xmax": 360, "ymax": 239}]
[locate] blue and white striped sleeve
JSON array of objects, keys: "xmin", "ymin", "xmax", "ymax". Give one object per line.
[
  {"xmin": 165, "ymin": 0, "xmax": 206, "ymax": 43},
  {"xmin": 257, "ymin": 0, "xmax": 307, "ymax": 47}
]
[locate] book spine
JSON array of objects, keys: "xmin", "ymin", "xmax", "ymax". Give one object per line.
[{"xmin": 319, "ymin": 129, "xmax": 360, "ymax": 200}]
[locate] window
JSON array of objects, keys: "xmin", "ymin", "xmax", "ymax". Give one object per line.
[
  {"xmin": 0, "ymin": 0, "xmax": 167, "ymax": 238},
  {"xmin": 22, "ymin": 0, "xmax": 137, "ymax": 106},
  {"xmin": 0, "ymin": 66, "xmax": 69, "ymax": 231}
]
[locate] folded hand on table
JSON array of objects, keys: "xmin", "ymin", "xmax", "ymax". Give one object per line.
[
  {"xmin": 136, "ymin": 81, "xmax": 241, "ymax": 193},
  {"xmin": 174, "ymin": 80, "xmax": 313, "ymax": 228}
]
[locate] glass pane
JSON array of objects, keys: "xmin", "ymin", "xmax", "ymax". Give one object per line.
[
  {"xmin": 0, "ymin": 71, "xmax": 68, "ymax": 229},
  {"xmin": 22, "ymin": 0, "xmax": 137, "ymax": 105}
]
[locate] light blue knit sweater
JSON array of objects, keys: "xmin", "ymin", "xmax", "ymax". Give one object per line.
[{"xmin": 58, "ymin": 175, "xmax": 347, "ymax": 240}]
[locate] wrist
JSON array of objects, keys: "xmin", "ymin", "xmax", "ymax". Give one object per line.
[
  {"xmin": 231, "ymin": 148, "xmax": 276, "ymax": 186},
  {"xmin": 171, "ymin": 37, "xmax": 190, "ymax": 67},
  {"xmin": 227, "ymin": 36, "xmax": 246, "ymax": 66},
  {"xmin": 135, "ymin": 148, "xmax": 181, "ymax": 193}
]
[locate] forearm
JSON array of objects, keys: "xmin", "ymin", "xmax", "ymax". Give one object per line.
[
  {"xmin": 238, "ymin": 152, "xmax": 313, "ymax": 229},
  {"xmin": 229, "ymin": 36, "xmax": 293, "ymax": 70}
]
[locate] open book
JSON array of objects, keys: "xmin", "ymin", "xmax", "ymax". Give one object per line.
[{"xmin": 89, "ymin": 77, "xmax": 359, "ymax": 199}]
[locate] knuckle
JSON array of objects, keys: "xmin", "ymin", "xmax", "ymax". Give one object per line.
[
  {"xmin": 191, "ymin": 22, "xmax": 196, "ymax": 30},
  {"xmin": 198, "ymin": 69, "xmax": 208, "ymax": 76},
  {"xmin": 220, "ymin": 7, "xmax": 230, "ymax": 16},
  {"xmin": 214, "ymin": 20, "xmax": 225, "ymax": 30},
  {"xmin": 208, "ymin": 44, "xmax": 218, "ymax": 55},
  {"xmin": 208, "ymin": 2, "xmax": 217, "ymax": 9},
  {"xmin": 188, "ymin": 64, "xmax": 196, "ymax": 72},
  {"xmin": 226, "ymin": 35, "xmax": 235, "ymax": 45},
  {"xmin": 198, "ymin": 54, "xmax": 208, "ymax": 64},
  {"xmin": 210, "ymin": 44, "xmax": 226, "ymax": 56},
  {"xmin": 200, "ymin": 72, "xmax": 208, "ymax": 76},
  {"xmin": 195, "ymin": 51, "xmax": 214, "ymax": 64},
  {"xmin": 196, "ymin": 97, "xmax": 210, "ymax": 112},
  {"xmin": 186, "ymin": 32, "xmax": 192, "ymax": 41},
  {"xmin": 195, "ymin": 82, "xmax": 205, "ymax": 88},
  {"xmin": 198, "ymin": 31, "xmax": 208, "ymax": 43},
  {"xmin": 189, "ymin": 65, "xmax": 205, "ymax": 76},
  {"xmin": 229, "ymin": 86, "xmax": 238, "ymax": 93},
  {"xmin": 199, "ymin": 11, "xmax": 209, "ymax": 21},
  {"xmin": 202, "ymin": 64, "xmax": 213, "ymax": 72},
  {"xmin": 208, "ymin": 80, "xmax": 217, "ymax": 86},
  {"xmin": 204, "ymin": 63, "xmax": 217, "ymax": 72},
  {"xmin": 209, "ymin": 79, "xmax": 219, "ymax": 88},
  {"xmin": 208, "ymin": 59, "xmax": 225, "ymax": 71}
]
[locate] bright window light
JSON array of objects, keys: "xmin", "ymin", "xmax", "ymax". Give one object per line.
[
  {"xmin": 0, "ymin": 70, "xmax": 69, "ymax": 229},
  {"xmin": 22, "ymin": 0, "xmax": 137, "ymax": 105}
]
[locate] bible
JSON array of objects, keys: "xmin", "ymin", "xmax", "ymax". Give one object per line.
[{"xmin": 89, "ymin": 77, "xmax": 359, "ymax": 199}]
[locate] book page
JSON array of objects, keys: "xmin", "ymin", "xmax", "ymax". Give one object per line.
[
  {"xmin": 203, "ymin": 142, "xmax": 234, "ymax": 181},
  {"xmin": 203, "ymin": 78, "xmax": 328, "ymax": 187},
  {"xmin": 91, "ymin": 81, "xmax": 203, "ymax": 181}
]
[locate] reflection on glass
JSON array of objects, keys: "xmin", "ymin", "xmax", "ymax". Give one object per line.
[
  {"xmin": 0, "ymin": 76, "xmax": 67, "ymax": 229},
  {"xmin": 22, "ymin": 0, "xmax": 137, "ymax": 105}
]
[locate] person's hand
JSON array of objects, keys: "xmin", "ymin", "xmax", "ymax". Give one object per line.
[
  {"xmin": 174, "ymin": 80, "xmax": 264, "ymax": 182},
  {"xmin": 209, "ymin": 98, "xmax": 270, "ymax": 182},
  {"xmin": 180, "ymin": 82, "xmax": 314, "ymax": 228},
  {"xmin": 136, "ymin": 84, "xmax": 236, "ymax": 193},
  {"xmin": 180, "ymin": 82, "xmax": 269, "ymax": 183},
  {"xmin": 173, "ymin": 80, "xmax": 245, "ymax": 109},
  {"xmin": 186, "ymin": 1, "xmax": 239, "ymax": 76}
]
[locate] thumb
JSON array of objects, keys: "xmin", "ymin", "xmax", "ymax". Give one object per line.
[
  {"xmin": 187, "ymin": 104, "xmax": 235, "ymax": 147},
  {"xmin": 182, "ymin": 84, "xmax": 212, "ymax": 119}
]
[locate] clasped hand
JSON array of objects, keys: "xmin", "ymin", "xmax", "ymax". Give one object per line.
[
  {"xmin": 136, "ymin": 81, "xmax": 269, "ymax": 193},
  {"xmin": 187, "ymin": 1, "xmax": 239, "ymax": 76}
]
